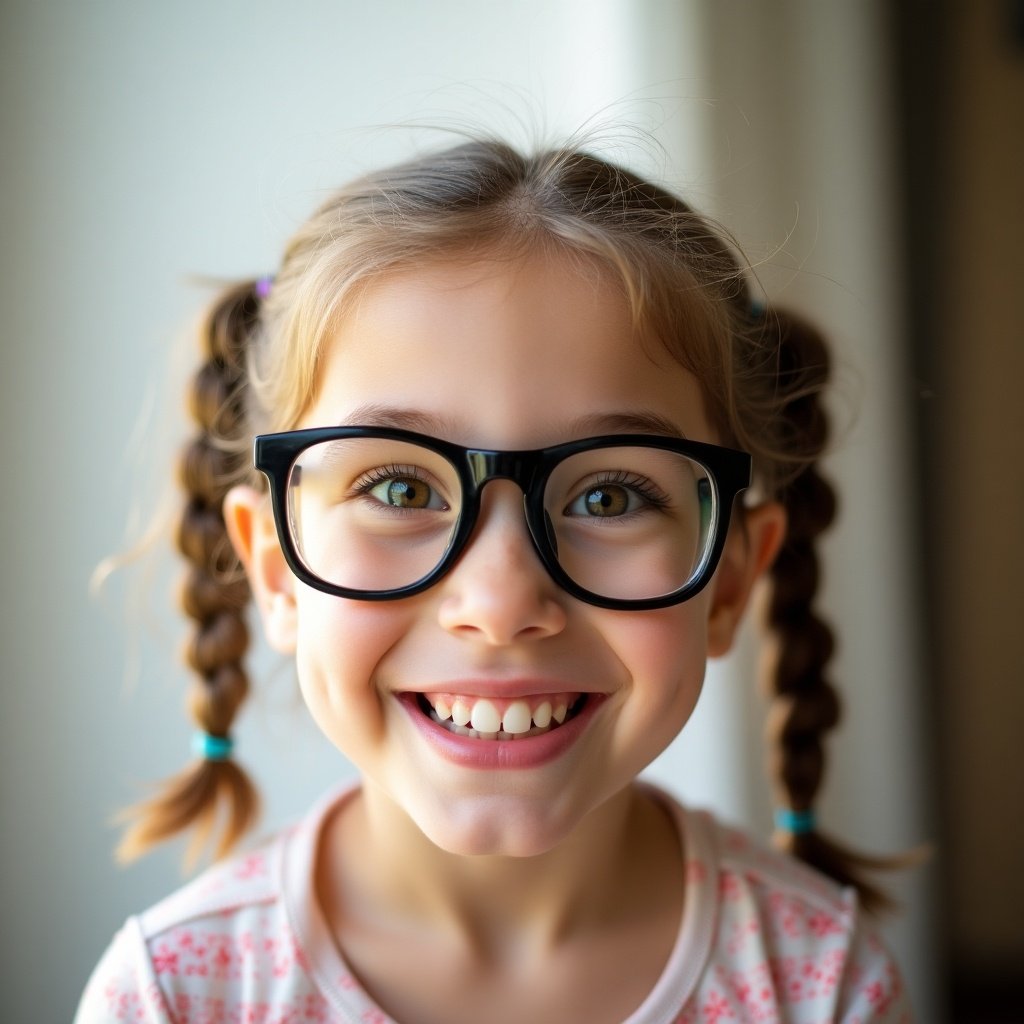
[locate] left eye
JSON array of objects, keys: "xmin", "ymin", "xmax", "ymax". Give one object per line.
[
  {"xmin": 368, "ymin": 476, "xmax": 447, "ymax": 510},
  {"xmin": 565, "ymin": 483, "xmax": 644, "ymax": 518}
]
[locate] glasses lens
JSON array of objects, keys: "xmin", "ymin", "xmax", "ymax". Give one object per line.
[
  {"xmin": 544, "ymin": 446, "xmax": 715, "ymax": 601},
  {"xmin": 286, "ymin": 438, "xmax": 462, "ymax": 592}
]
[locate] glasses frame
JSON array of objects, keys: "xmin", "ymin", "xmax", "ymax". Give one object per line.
[{"xmin": 254, "ymin": 426, "xmax": 752, "ymax": 611}]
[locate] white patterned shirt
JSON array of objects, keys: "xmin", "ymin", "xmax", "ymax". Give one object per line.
[{"xmin": 75, "ymin": 785, "xmax": 911, "ymax": 1023}]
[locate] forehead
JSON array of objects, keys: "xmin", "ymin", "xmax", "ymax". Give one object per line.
[{"xmin": 303, "ymin": 253, "xmax": 712, "ymax": 447}]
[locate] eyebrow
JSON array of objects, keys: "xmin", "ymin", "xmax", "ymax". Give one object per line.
[
  {"xmin": 335, "ymin": 404, "xmax": 687, "ymax": 443},
  {"xmin": 565, "ymin": 411, "xmax": 688, "ymax": 439},
  {"xmin": 337, "ymin": 404, "xmax": 462, "ymax": 435}
]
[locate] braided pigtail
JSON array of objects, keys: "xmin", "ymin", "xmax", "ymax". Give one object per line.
[
  {"xmin": 117, "ymin": 280, "xmax": 264, "ymax": 865},
  {"xmin": 760, "ymin": 308, "xmax": 907, "ymax": 913}
]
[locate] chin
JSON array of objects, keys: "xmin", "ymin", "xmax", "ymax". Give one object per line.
[{"xmin": 410, "ymin": 791, "xmax": 586, "ymax": 859}]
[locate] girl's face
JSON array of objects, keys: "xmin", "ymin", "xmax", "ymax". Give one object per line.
[{"xmin": 235, "ymin": 252, "xmax": 777, "ymax": 857}]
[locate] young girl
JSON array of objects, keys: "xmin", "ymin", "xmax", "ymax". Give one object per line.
[{"xmin": 77, "ymin": 139, "xmax": 911, "ymax": 1023}]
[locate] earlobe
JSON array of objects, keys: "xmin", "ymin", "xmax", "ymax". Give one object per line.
[
  {"xmin": 223, "ymin": 485, "xmax": 298, "ymax": 654},
  {"xmin": 706, "ymin": 501, "xmax": 786, "ymax": 657}
]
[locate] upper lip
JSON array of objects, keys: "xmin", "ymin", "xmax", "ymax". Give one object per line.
[{"xmin": 399, "ymin": 679, "xmax": 605, "ymax": 700}]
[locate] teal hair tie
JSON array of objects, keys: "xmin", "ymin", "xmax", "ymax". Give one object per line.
[
  {"xmin": 774, "ymin": 808, "xmax": 817, "ymax": 834},
  {"xmin": 192, "ymin": 732, "xmax": 234, "ymax": 762}
]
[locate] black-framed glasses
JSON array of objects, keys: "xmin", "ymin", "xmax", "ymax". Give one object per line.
[{"xmin": 254, "ymin": 427, "xmax": 751, "ymax": 611}]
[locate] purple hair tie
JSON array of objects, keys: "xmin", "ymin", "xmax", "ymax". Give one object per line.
[{"xmin": 255, "ymin": 275, "xmax": 274, "ymax": 299}]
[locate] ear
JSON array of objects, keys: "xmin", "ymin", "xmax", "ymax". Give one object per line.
[
  {"xmin": 223, "ymin": 485, "xmax": 298, "ymax": 654},
  {"xmin": 706, "ymin": 501, "xmax": 786, "ymax": 657}
]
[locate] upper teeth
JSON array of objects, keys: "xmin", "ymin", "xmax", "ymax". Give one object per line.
[{"xmin": 427, "ymin": 696, "xmax": 572, "ymax": 738}]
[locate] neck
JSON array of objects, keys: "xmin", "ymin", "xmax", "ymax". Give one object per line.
[{"xmin": 319, "ymin": 779, "xmax": 681, "ymax": 962}]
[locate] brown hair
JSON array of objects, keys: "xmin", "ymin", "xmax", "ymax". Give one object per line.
[{"xmin": 118, "ymin": 138, "xmax": 901, "ymax": 908}]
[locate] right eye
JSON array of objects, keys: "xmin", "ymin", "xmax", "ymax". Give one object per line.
[{"xmin": 352, "ymin": 464, "xmax": 451, "ymax": 511}]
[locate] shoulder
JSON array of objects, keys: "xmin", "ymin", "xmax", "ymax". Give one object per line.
[
  {"xmin": 665, "ymin": 797, "xmax": 912, "ymax": 1022},
  {"xmin": 75, "ymin": 840, "xmax": 298, "ymax": 1023},
  {"xmin": 137, "ymin": 841, "xmax": 283, "ymax": 943},
  {"xmin": 74, "ymin": 787, "xmax": 357, "ymax": 1024},
  {"xmin": 707, "ymin": 812, "xmax": 857, "ymax": 934}
]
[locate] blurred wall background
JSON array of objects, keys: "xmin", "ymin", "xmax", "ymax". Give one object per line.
[{"xmin": 4, "ymin": 1, "xmax": 1018, "ymax": 1021}]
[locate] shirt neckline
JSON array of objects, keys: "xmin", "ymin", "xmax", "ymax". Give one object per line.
[{"xmin": 282, "ymin": 782, "xmax": 718, "ymax": 1024}]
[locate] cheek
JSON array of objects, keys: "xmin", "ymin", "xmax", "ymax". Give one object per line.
[
  {"xmin": 601, "ymin": 602, "xmax": 711, "ymax": 746},
  {"xmin": 292, "ymin": 588, "xmax": 412, "ymax": 750}
]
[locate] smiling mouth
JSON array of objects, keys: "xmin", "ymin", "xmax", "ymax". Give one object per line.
[{"xmin": 413, "ymin": 692, "xmax": 589, "ymax": 741}]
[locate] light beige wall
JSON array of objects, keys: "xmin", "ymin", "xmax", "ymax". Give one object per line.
[{"xmin": 938, "ymin": 0, "xmax": 1024, "ymax": 972}]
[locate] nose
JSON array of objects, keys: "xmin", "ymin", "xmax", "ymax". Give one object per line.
[{"xmin": 437, "ymin": 481, "xmax": 568, "ymax": 645}]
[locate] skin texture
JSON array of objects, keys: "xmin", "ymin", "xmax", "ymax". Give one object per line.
[{"xmin": 225, "ymin": 253, "xmax": 784, "ymax": 1024}]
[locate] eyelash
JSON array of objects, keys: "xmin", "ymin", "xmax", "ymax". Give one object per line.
[
  {"xmin": 352, "ymin": 464, "xmax": 422, "ymax": 487},
  {"xmin": 349, "ymin": 464, "xmax": 441, "ymax": 501}
]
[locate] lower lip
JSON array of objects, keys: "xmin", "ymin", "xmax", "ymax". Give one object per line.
[{"xmin": 399, "ymin": 693, "xmax": 603, "ymax": 770}]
